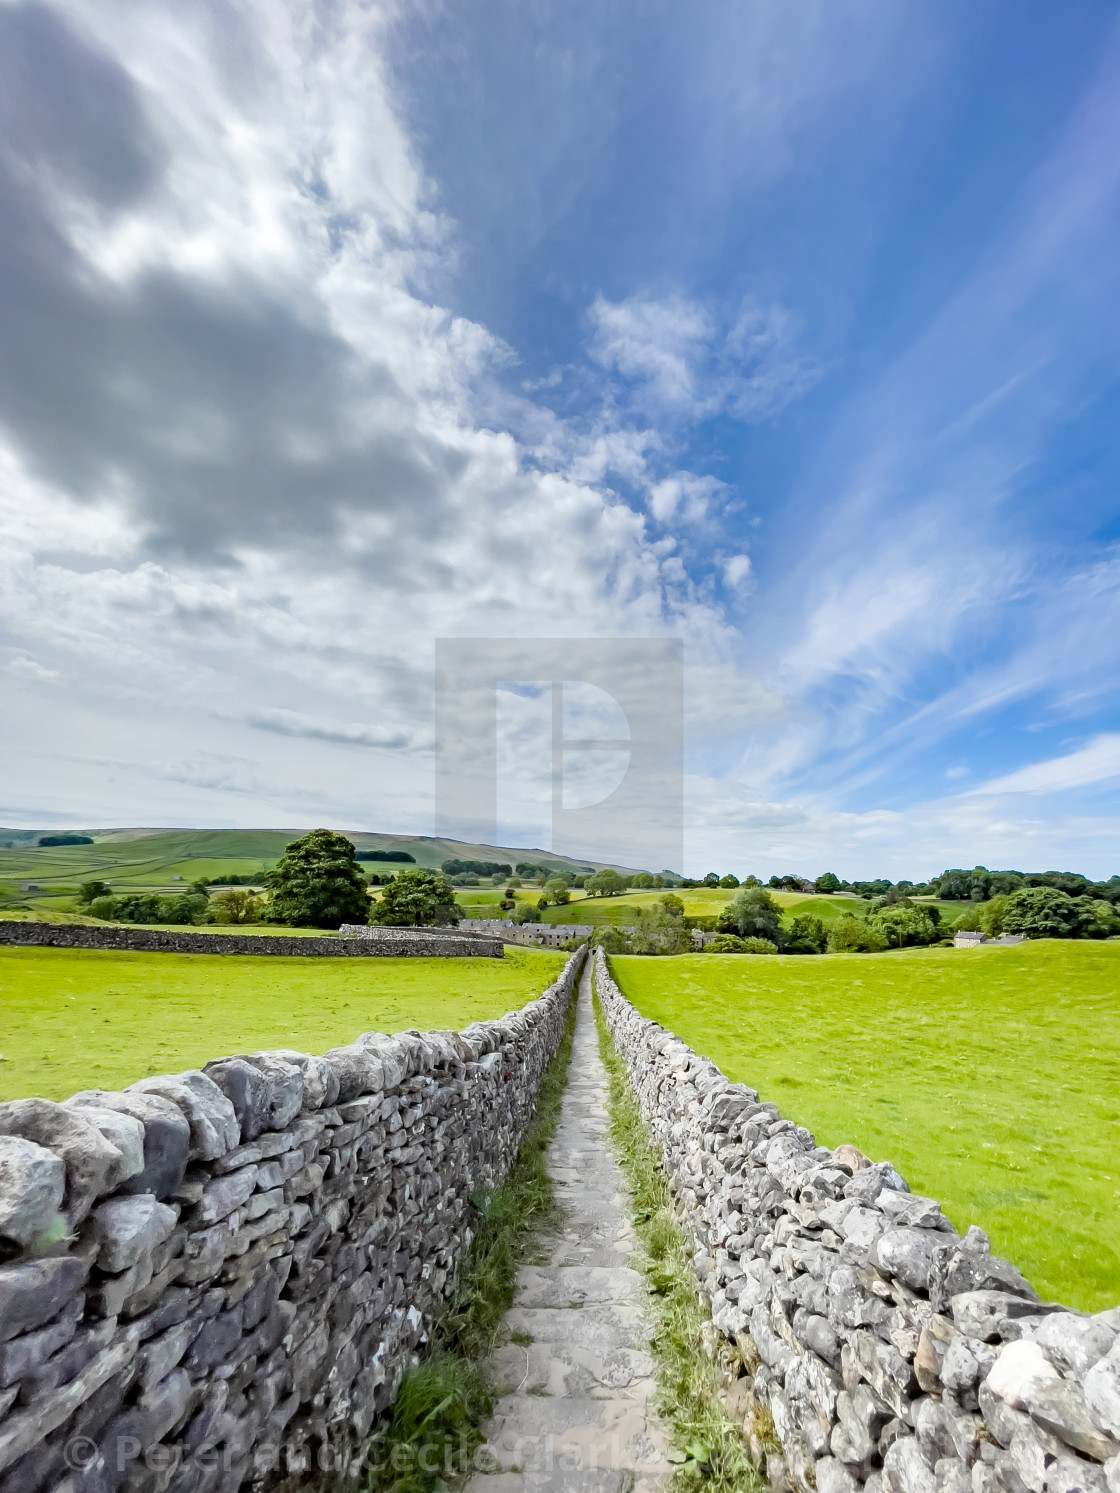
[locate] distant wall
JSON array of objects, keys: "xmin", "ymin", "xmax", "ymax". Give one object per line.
[
  {"xmin": 595, "ymin": 951, "xmax": 1120, "ymax": 1493},
  {"xmin": 0, "ymin": 922, "xmax": 503, "ymax": 958},
  {"xmin": 0, "ymin": 949, "xmax": 584, "ymax": 1492}
]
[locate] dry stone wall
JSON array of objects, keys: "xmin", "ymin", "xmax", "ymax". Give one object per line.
[
  {"xmin": 595, "ymin": 951, "xmax": 1120, "ymax": 1493},
  {"xmin": 0, "ymin": 923, "xmax": 502, "ymax": 958},
  {"xmin": 0, "ymin": 948, "xmax": 583, "ymax": 1493}
]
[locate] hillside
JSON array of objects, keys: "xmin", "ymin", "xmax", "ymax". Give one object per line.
[{"xmin": 0, "ymin": 826, "xmax": 643, "ymax": 912}]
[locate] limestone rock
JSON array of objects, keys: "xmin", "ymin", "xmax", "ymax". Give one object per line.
[
  {"xmin": 1021, "ymin": 1377, "xmax": 1120, "ymax": 1462},
  {"xmin": 129, "ymin": 1071, "xmax": 239, "ymax": 1160},
  {"xmin": 65, "ymin": 1090, "xmax": 190, "ymax": 1199},
  {"xmin": 86, "ymin": 1195, "xmax": 178, "ymax": 1273},
  {"xmin": 876, "ymin": 1227, "xmax": 941, "ymax": 1291},
  {"xmin": 1084, "ymin": 1350, "xmax": 1120, "ymax": 1441},
  {"xmin": 988, "ymin": 1342, "xmax": 1061, "ymax": 1410},
  {"xmin": 0, "ymin": 1255, "xmax": 89, "ymax": 1344},
  {"xmin": 1034, "ymin": 1316, "xmax": 1117, "ymax": 1377},
  {"xmin": 0, "ymin": 1099, "xmax": 121, "ymax": 1225},
  {"xmin": 0, "ymin": 1136, "xmax": 65, "ymax": 1252}
]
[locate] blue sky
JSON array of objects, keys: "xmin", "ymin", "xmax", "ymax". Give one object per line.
[{"xmin": 1, "ymin": 0, "xmax": 1119, "ymax": 876}]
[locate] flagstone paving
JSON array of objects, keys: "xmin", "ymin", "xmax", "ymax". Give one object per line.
[{"xmin": 464, "ymin": 955, "xmax": 672, "ymax": 1492}]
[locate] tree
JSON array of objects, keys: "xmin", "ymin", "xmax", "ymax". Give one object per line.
[
  {"xmin": 629, "ymin": 896, "xmax": 691, "ymax": 955},
  {"xmin": 158, "ymin": 893, "xmax": 208, "ymax": 925},
  {"xmin": 207, "ymin": 889, "xmax": 263, "ymax": 925},
  {"xmin": 543, "ymin": 877, "xmax": 571, "ymax": 905},
  {"xmin": 999, "ymin": 886, "xmax": 1092, "ymax": 940},
  {"xmin": 868, "ymin": 905, "xmax": 939, "ymax": 948},
  {"xmin": 718, "ymin": 887, "xmax": 786, "ymax": 946},
  {"xmin": 702, "ymin": 872, "xmax": 721, "ymax": 887},
  {"xmin": 266, "ymin": 829, "xmax": 371, "ymax": 930},
  {"xmin": 827, "ymin": 915, "xmax": 888, "ymax": 953},
  {"xmin": 586, "ymin": 869, "xmax": 625, "ymax": 897},
  {"xmin": 512, "ymin": 901, "xmax": 541, "ymax": 925},
  {"xmin": 77, "ymin": 880, "xmax": 112, "ymax": 905},
  {"xmin": 370, "ymin": 866, "xmax": 458, "ymax": 927},
  {"xmin": 718, "ymin": 874, "xmax": 740, "ymax": 889},
  {"xmin": 814, "ymin": 873, "xmax": 840, "ymax": 894},
  {"xmin": 785, "ymin": 914, "xmax": 827, "ymax": 954}
]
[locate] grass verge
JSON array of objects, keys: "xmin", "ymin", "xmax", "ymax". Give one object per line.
[
  {"xmin": 592, "ymin": 986, "xmax": 766, "ymax": 1493},
  {"xmin": 362, "ymin": 977, "xmax": 578, "ymax": 1493}
]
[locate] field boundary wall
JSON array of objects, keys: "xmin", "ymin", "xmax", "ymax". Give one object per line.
[
  {"xmin": 0, "ymin": 922, "xmax": 503, "ymax": 958},
  {"xmin": 0, "ymin": 948, "xmax": 585, "ymax": 1491},
  {"xmin": 595, "ymin": 951, "xmax": 1120, "ymax": 1493}
]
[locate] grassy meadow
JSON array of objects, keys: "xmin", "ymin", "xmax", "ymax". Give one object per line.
[
  {"xmin": 0, "ymin": 945, "xmax": 565, "ymax": 1102},
  {"xmin": 457, "ymin": 886, "xmax": 870, "ymax": 927},
  {"xmin": 611, "ymin": 940, "xmax": 1120, "ymax": 1311}
]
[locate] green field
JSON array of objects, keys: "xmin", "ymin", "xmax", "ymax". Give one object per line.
[
  {"xmin": 0, "ymin": 946, "xmax": 565, "ymax": 1102},
  {"xmin": 529, "ymin": 887, "xmax": 869, "ymax": 927},
  {"xmin": 0, "ymin": 828, "xmax": 629, "ymax": 914},
  {"xmin": 610, "ymin": 941, "xmax": 1120, "ymax": 1311}
]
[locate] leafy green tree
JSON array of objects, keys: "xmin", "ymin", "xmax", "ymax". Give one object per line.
[
  {"xmin": 77, "ymin": 880, "xmax": 112, "ymax": 905},
  {"xmin": 88, "ymin": 896, "xmax": 118, "ymax": 921},
  {"xmin": 370, "ymin": 866, "xmax": 458, "ymax": 927},
  {"xmin": 543, "ymin": 877, "xmax": 570, "ymax": 905},
  {"xmin": 629, "ymin": 896, "xmax": 691, "ymax": 955},
  {"xmin": 586, "ymin": 869, "xmax": 625, "ymax": 897},
  {"xmin": 718, "ymin": 874, "xmax": 740, "ymax": 889},
  {"xmin": 157, "ymin": 893, "xmax": 208, "ymax": 925},
  {"xmin": 868, "ymin": 905, "xmax": 939, "ymax": 948},
  {"xmin": 207, "ymin": 889, "xmax": 263, "ymax": 925},
  {"xmin": 630, "ymin": 872, "xmax": 655, "ymax": 888},
  {"xmin": 785, "ymin": 913, "xmax": 827, "ymax": 954},
  {"xmin": 717, "ymin": 887, "xmax": 786, "ymax": 946},
  {"xmin": 266, "ymin": 829, "xmax": 371, "ymax": 929},
  {"xmin": 512, "ymin": 902, "xmax": 541, "ymax": 925},
  {"xmin": 702, "ymin": 872, "xmax": 721, "ymax": 887},
  {"xmin": 814, "ymin": 872, "xmax": 841, "ymax": 894},
  {"xmin": 999, "ymin": 886, "xmax": 1092, "ymax": 940},
  {"xmin": 739, "ymin": 937, "xmax": 779, "ymax": 954},
  {"xmin": 827, "ymin": 915, "xmax": 888, "ymax": 953}
]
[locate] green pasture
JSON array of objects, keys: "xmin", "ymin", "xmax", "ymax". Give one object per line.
[
  {"xmin": 611, "ymin": 940, "xmax": 1120, "ymax": 1311},
  {"xmin": 0, "ymin": 945, "xmax": 565, "ymax": 1102},
  {"xmin": 537, "ymin": 887, "xmax": 868, "ymax": 927}
]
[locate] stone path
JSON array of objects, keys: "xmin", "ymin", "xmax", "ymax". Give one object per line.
[{"xmin": 465, "ymin": 954, "xmax": 672, "ymax": 1493}]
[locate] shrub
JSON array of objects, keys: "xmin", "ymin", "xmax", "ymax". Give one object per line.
[
  {"xmin": 785, "ymin": 913, "xmax": 827, "ymax": 954},
  {"xmin": 740, "ymin": 937, "xmax": 778, "ymax": 954},
  {"xmin": 704, "ymin": 934, "xmax": 746, "ymax": 952},
  {"xmin": 266, "ymin": 829, "xmax": 371, "ymax": 929},
  {"xmin": 37, "ymin": 834, "xmax": 93, "ymax": 847},
  {"xmin": 371, "ymin": 867, "xmax": 458, "ymax": 928},
  {"xmin": 512, "ymin": 903, "xmax": 541, "ymax": 925},
  {"xmin": 827, "ymin": 915, "xmax": 888, "ymax": 953},
  {"xmin": 88, "ymin": 896, "xmax": 118, "ymax": 920}
]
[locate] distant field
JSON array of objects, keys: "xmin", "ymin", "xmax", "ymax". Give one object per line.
[
  {"xmin": 536, "ymin": 887, "xmax": 868, "ymax": 927},
  {"xmin": 0, "ymin": 946, "xmax": 565, "ymax": 1102},
  {"xmin": 610, "ymin": 941, "xmax": 1120, "ymax": 1311}
]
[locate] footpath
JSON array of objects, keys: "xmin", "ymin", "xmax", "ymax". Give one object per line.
[{"xmin": 466, "ymin": 956, "xmax": 672, "ymax": 1492}]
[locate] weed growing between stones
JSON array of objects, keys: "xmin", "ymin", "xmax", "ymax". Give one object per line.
[
  {"xmin": 361, "ymin": 986, "xmax": 578, "ymax": 1493},
  {"xmin": 593, "ymin": 989, "xmax": 767, "ymax": 1493}
]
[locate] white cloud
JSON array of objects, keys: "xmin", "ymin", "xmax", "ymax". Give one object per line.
[
  {"xmin": 969, "ymin": 735, "xmax": 1120, "ymax": 796},
  {"xmin": 587, "ymin": 291, "xmax": 819, "ymax": 424},
  {"xmin": 6, "ymin": 656, "xmax": 61, "ymax": 684},
  {"xmin": 722, "ymin": 554, "xmax": 752, "ymax": 589}
]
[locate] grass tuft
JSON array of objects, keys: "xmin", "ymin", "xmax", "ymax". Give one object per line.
[
  {"xmin": 592, "ymin": 986, "xmax": 767, "ymax": 1493},
  {"xmin": 362, "ymin": 982, "xmax": 578, "ymax": 1493}
]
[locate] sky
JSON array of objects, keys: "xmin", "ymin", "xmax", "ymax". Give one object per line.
[{"xmin": 2, "ymin": 0, "xmax": 1120, "ymax": 878}]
